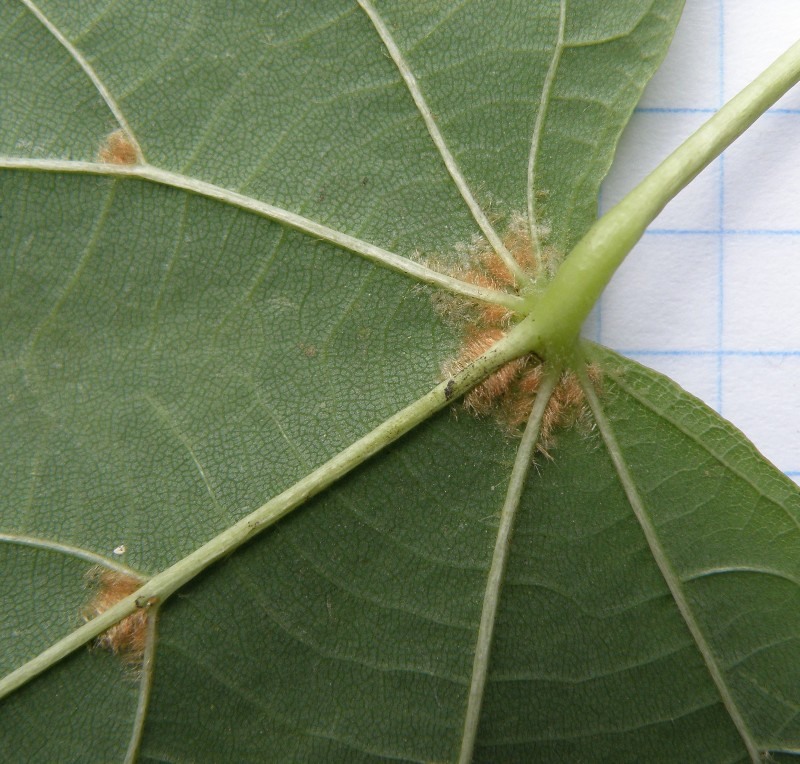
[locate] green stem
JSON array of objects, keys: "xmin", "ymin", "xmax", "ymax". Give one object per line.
[
  {"xmin": 529, "ymin": 37, "xmax": 800, "ymax": 357},
  {"xmin": 0, "ymin": 320, "xmax": 538, "ymax": 700}
]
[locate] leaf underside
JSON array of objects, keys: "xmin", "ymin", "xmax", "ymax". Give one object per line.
[{"xmin": 3, "ymin": 1, "xmax": 800, "ymax": 762}]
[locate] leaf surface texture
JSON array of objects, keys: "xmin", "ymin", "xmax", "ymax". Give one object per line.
[{"xmin": 4, "ymin": 1, "xmax": 800, "ymax": 762}]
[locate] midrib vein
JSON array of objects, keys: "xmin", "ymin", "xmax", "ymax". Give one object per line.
[
  {"xmin": 578, "ymin": 367, "xmax": 762, "ymax": 764},
  {"xmin": 356, "ymin": 0, "xmax": 531, "ymax": 288},
  {"xmin": 458, "ymin": 367, "xmax": 561, "ymax": 764}
]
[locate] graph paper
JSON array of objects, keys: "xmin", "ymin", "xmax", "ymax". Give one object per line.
[{"xmin": 587, "ymin": 0, "xmax": 800, "ymax": 482}]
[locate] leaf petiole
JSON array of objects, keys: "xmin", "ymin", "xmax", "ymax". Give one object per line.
[{"xmin": 523, "ymin": 37, "xmax": 800, "ymax": 359}]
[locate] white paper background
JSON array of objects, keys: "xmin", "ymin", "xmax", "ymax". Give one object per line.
[{"xmin": 589, "ymin": 0, "xmax": 800, "ymax": 481}]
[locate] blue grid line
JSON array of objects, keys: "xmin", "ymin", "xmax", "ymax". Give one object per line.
[
  {"xmin": 595, "ymin": 185, "xmax": 604, "ymax": 342},
  {"xmin": 645, "ymin": 228, "xmax": 800, "ymax": 236},
  {"xmin": 600, "ymin": 1, "xmax": 799, "ymax": 484},
  {"xmin": 635, "ymin": 107, "xmax": 800, "ymax": 115},
  {"xmin": 636, "ymin": 107, "xmax": 716, "ymax": 114},
  {"xmin": 619, "ymin": 349, "xmax": 800, "ymax": 358},
  {"xmin": 717, "ymin": 0, "xmax": 726, "ymax": 416}
]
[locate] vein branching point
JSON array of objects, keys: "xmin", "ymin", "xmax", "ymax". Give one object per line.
[{"xmin": 437, "ymin": 215, "xmax": 601, "ymax": 446}]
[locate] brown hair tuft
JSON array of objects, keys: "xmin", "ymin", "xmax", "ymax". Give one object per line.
[
  {"xmin": 83, "ymin": 568, "xmax": 150, "ymax": 663},
  {"xmin": 439, "ymin": 215, "xmax": 602, "ymax": 449},
  {"xmin": 98, "ymin": 130, "xmax": 138, "ymax": 165}
]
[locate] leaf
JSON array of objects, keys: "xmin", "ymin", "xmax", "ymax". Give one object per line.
[
  {"xmin": 2, "ymin": 1, "xmax": 799, "ymax": 762},
  {"xmin": 494, "ymin": 345, "xmax": 800, "ymax": 762}
]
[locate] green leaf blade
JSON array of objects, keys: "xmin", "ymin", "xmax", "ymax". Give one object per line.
[
  {"xmin": 475, "ymin": 423, "xmax": 748, "ymax": 763},
  {"xmin": 0, "ymin": 169, "xmax": 455, "ymax": 574},
  {"xmin": 0, "ymin": 2, "xmax": 115, "ymax": 161},
  {"xmin": 8, "ymin": 3, "xmax": 800, "ymax": 763},
  {"xmin": 593, "ymin": 348, "xmax": 800, "ymax": 753},
  {"xmin": 137, "ymin": 415, "xmax": 515, "ymax": 763},
  {"xmin": 0, "ymin": 545, "xmax": 141, "ymax": 763}
]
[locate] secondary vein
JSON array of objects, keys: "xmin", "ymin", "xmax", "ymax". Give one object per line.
[
  {"xmin": 578, "ymin": 365, "xmax": 762, "ymax": 764},
  {"xmin": 356, "ymin": 0, "xmax": 532, "ymax": 288},
  {"xmin": 19, "ymin": 0, "xmax": 143, "ymax": 160},
  {"xmin": 458, "ymin": 366, "xmax": 561, "ymax": 764},
  {"xmin": 527, "ymin": 0, "xmax": 566, "ymax": 262},
  {"xmin": 0, "ymin": 532, "xmax": 144, "ymax": 577},
  {"xmin": 123, "ymin": 611, "xmax": 159, "ymax": 764},
  {"xmin": 0, "ymin": 157, "xmax": 525, "ymax": 311}
]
